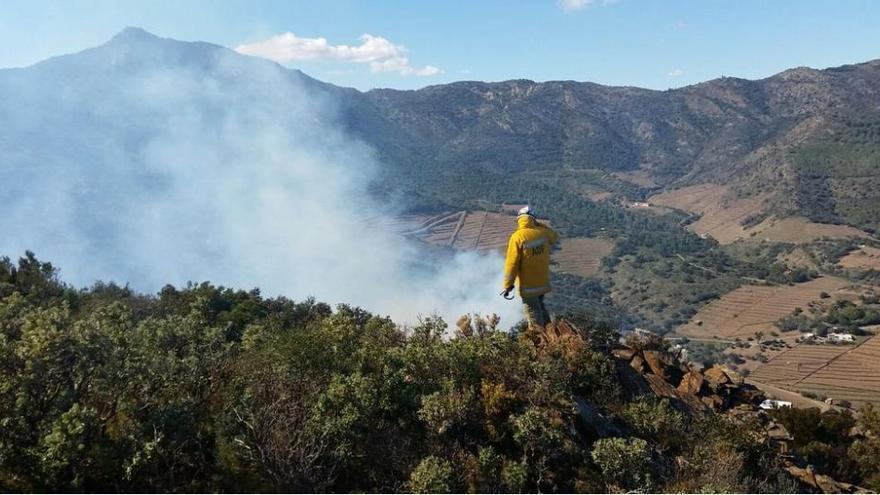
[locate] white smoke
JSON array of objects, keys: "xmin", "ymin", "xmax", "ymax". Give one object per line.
[{"xmin": 0, "ymin": 35, "xmax": 522, "ymax": 328}]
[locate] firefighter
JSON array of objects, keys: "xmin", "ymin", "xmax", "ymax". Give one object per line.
[{"xmin": 501, "ymin": 206, "xmax": 559, "ymax": 329}]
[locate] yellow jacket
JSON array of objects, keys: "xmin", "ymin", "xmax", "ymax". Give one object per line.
[{"xmin": 503, "ymin": 215, "xmax": 559, "ymax": 297}]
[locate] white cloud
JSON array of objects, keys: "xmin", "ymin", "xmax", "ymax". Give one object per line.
[
  {"xmin": 235, "ymin": 32, "xmax": 442, "ymax": 76},
  {"xmin": 559, "ymin": 0, "xmax": 618, "ymax": 12},
  {"xmin": 414, "ymin": 65, "xmax": 442, "ymax": 76},
  {"xmin": 667, "ymin": 68, "xmax": 684, "ymax": 77}
]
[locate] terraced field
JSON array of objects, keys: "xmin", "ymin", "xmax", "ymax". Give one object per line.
[
  {"xmin": 750, "ymin": 345, "xmax": 850, "ymax": 387},
  {"xmin": 752, "ymin": 336, "xmax": 880, "ymax": 406},
  {"xmin": 398, "ymin": 211, "xmax": 521, "ymax": 251},
  {"xmin": 381, "ymin": 211, "xmax": 613, "ymax": 277},
  {"xmin": 553, "ymin": 238, "xmax": 614, "ymax": 277},
  {"xmin": 675, "ymin": 277, "xmax": 850, "ymax": 339}
]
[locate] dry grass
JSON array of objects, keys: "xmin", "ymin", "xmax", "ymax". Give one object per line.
[
  {"xmin": 649, "ymin": 183, "xmax": 873, "ymax": 245},
  {"xmin": 839, "ymin": 245, "xmax": 880, "ymax": 270},
  {"xmin": 749, "ymin": 217, "xmax": 872, "ymax": 244},
  {"xmin": 676, "ymin": 277, "xmax": 851, "ymax": 339}
]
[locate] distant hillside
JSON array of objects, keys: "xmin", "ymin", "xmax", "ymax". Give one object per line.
[
  {"xmin": 4, "ymin": 27, "xmax": 877, "ymax": 234},
  {"xmin": 338, "ymin": 60, "xmax": 880, "ymax": 233}
]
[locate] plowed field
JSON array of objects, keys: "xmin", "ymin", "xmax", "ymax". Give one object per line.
[
  {"xmin": 752, "ymin": 336, "xmax": 880, "ymax": 406},
  {"xmin": 553, "ymin": 238, "xmax": 614, "ymax": 277},
  {"xmin": 675, "ymin": 277, "xmax": 850, "ymax": 339}
]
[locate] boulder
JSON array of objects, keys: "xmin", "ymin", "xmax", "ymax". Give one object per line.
[
  {"xmin": 612, "ymin": 348, "xmax": 636, "ymax": 361},
  {"xmin": 677, "ymin": 370, "xmax": 706, "ymax": 395},
  {"xmin": 573, "ymin": 395, "xmax": 624, "ymax": 437},
  {"xmin": 613, "ymin": 358, "xmax": 653, "ymax": 397},
  {"xmin": 701, "ymin": 394, "xmax": 725, "ymax": 410},
  {"xmin": 642, "ymin": 350, "xmax": 670, "ymax": 380},
  {"xmin": 704, "ymin": 365, "xmax": 731, "ymax": 388},
  {"xmin": 721, "ymin": 366, "xmax": 745, "ymax": 386},
  {"xmin": 630, "ymin": 354, "xmax": 647, "ymax": 373},
  {"xmin": 785, "ymin": 464, "xmax": 872, "ymax": 494},
  {"xmin": 644, "ymin": 373, "xmax": 710, "ymax": 412}
]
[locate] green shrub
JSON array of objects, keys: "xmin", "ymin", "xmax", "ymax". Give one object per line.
[
  {"xmin": 590, "ymin": 437, "xmax": 653, "ymax": 491},
  {"xmin": 409, "ymin": 456, "xmax": 455, "ymax": 493}
]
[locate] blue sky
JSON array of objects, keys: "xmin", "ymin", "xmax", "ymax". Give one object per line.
[{"xmin": 2, "ymin": 0, "xmax": 879, "ymax": 91}]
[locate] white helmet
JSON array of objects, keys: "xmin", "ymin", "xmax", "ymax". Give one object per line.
[{"xmin": 517, "ymin": 205, "xmax": 536, "ymax": 217}]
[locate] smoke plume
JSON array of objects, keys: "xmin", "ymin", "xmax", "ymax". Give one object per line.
[{"xmin": 0, "ymin": 30, "xmax": 522, "ymax": 328}]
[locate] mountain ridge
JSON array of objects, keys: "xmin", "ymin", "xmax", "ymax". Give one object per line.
[{"xmin": 3, "ymin": 27, "xmax": 879, "ymax": 237}]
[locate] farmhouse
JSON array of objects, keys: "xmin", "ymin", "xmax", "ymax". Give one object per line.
[{"xmin": 828, "ymin": 333, "xmax": 855, "ymax": 343}]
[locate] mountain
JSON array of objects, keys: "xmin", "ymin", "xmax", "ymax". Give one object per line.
[
  {"xmin": 339, "ymin": 60, "xmax": 880, "ymax": 233},
  {"xmin": 4, "ymin": 27, "xmax": 878, "ymax": 233}
]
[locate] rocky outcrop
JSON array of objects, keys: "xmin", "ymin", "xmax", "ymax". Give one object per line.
[
  {"xmin": 529, "ymin": 321, "xmax": 763, "ymax": 414},
  {"xmin": 611, "ymin": 344, "xmax": 763, "ymax": 413},
  {"xmin": 784, "ymin": 464, "xmax": 872, "ymax": 494}
]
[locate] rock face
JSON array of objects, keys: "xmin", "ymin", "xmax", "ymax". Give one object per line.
[
  {"xmin": 785, "ymin": 464, "xmax": 873, "ymax": 494},
  {"xmin": 703, "ymin": 365, "xmax": 731, "ymax": 387},
  {"xmin": 609, "ymin": 339, "xmax": 762, "ymax": 414},
  {"xmin": 677, "ymin": 370, "xmax": 705, "ymax": 395},
  {"xmin": 642, "ymin": 350, "xmax": 670, "ymax": 380},
  {"xmin": 531, "ymin": 322, "xmax": 763, "ymax": 414}
]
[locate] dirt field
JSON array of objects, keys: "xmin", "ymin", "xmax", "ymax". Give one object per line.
[
  {"xmin": 553, "ymin": 238, "xmax": 614, "ymax": 277},
  {"xmin": 648, "ymin": 184, "xmax": 767, "ymax": 244},
  {"xmin": 675, "ymin": 277, "xmax": 851, "ymax": 339},
  {"xmin": 751, "ymin": 336, "xmax": 880, "ymax": 406},
  {"xmin": 748, "ymin": 217, "xmax": 873, "ymax": 244},
  {"xmin": 649, "ymin": 184, "xmax": 873, "ymax": 245},
  {"xmin": 839, "ymin": 245, "xmax": 880, "ymax": 270}
]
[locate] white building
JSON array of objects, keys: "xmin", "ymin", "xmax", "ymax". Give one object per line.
[
  {"xmin": 828, "ymin": 333, "xmax": 855, "ymax": 343},
  {"xmin": 760, "ymin": 399, "xmax": 792, "ymax": 410}
]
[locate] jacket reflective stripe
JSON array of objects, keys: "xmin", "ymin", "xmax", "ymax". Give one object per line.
[
  {"xmin": 521, "ymin": 285, "xmax": 549, "ymax": 295},
  {"xmin": 522, "ymin": 237, "xmax": 547, "ymax": 249}
]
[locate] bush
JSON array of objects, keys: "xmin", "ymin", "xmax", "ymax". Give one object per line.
[
  {"xmin": 621, "ymin": 397, "xmax": 686, "ymax": 452},
  {"xmin": 409, "ymin": 456, "xmax": 455, "ymax": 493},
  {"xmin": 590, "ymin": 437, "xmax": 653, "ymax": 491}
]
